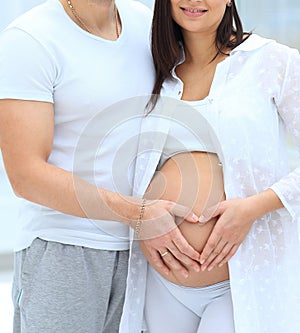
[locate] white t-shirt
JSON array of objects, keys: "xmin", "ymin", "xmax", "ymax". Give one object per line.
[
  {"xmin": 158, "ymin": 100, "xmax": 219, "ymax": 168},
  {"xmin": 0, "ymin": 0, "xmax": 155, "ymax": 251}
]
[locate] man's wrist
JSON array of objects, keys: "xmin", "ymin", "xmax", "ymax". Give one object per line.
[{"xmin": 98, "ymin": 187, "xmax": 142, "ymax": 226}]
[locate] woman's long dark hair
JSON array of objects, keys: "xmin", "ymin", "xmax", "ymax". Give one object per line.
[{"xmin": 149, "ymin": 0, "xmax": 249, "ymax": 109}]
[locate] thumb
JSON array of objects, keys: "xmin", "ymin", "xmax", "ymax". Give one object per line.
[
  {"xmin": 169, "ymin": 202, "xmax": 199, "ymax": 223},
  {"xmin": 198, "ymin": 202, "xmax": 224, "ymax": 224}
]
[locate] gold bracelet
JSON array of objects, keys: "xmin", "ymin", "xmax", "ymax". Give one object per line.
[{"xmin": 135, "ymin": 198, "xmax": 147, "ymax": 239}]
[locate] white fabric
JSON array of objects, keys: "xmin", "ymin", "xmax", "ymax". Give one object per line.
[
  {"xmin": 120, "ymin": 34, "xmax": 300, "ymax": 333},
  {"xmin": 145, "ymin": 266, "xmax": 234, "ymax": 333},
  {"xmin": 0, "ymin": 0, "xmax": 154, "ymax": 251},
  {"xmin": 158, "ymin": 100, "xmax": 218, "ymax": 168}
]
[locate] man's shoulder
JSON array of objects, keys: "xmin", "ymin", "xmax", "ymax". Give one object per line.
[
  {"xmin": 128, "ymin": 0, "xmax": 152, "ymax": 13},
  {"xmin": 5, "ymin": 1, "xmax": 60, "ymax": 37},
  {"xmin": 118, "ymin": 0, "xmax": 153, "ymax": 22}
]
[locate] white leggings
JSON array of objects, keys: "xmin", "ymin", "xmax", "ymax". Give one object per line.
[{"xmin": 144, "ymin": 266, "xmax": 235, "ymax": 333}]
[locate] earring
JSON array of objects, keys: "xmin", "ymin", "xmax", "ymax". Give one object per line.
[{"xmin": 227, "ymin": 1, "xmax": 232, "ymax": 6}]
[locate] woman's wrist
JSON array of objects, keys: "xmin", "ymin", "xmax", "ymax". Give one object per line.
[{"xmin": 247, "ymin": 189, "xmax": 284, "ymax": 220}]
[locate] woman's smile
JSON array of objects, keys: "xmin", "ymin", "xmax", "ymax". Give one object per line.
[
  {"xmin": 172, "ymin": 0, "xmax": 228, "ymax": 34},
  {"xmin": 181, "ymin": 6, "xmax": 208, "ymax": 18}
]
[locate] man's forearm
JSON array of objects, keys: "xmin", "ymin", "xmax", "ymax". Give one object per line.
[{"xmin": 10, "ymin": 160, "xmax": 139, "ymax": 224}]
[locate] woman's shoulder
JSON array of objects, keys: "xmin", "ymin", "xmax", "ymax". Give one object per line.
[
  {"xmin": 234, "ymin": 33, "xmax": 297, "ymax": 52},
  {"xmin": 233, "ymin": 34, "xmax": 300, "ymax": 68}
]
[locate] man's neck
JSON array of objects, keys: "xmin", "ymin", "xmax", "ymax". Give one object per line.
[{"xmin": 60, "ymin": 0, "xmax": 120, "ymax": 39}]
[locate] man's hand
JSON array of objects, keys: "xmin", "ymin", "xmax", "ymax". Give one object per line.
[{"xmin": 137, "ymin": 200, "xmax": 201, "ymax": 278}]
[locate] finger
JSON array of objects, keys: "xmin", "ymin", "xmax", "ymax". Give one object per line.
[
  {"xmin": 160, "ymin": 249, "xmax": 189, "ymax": 278},
  {"xmin": 198, "ymin": 201, "xmax": 225, "ymax": 224},
  {"xmin": 199, "ymin": 229, "xmax": 223, "ymax": 265},
  {"xmin": 201, "ymin": 239, "xmax": 228, "ymax": 271},
  {"xmin": 168, "ymin": 242, "xmax": 200, "ymax": 272},
  {"xmin": 172, "ymin": 230, "xmax": 201, "ymax": 262},
  {"xmin": 218, "ymin": 245, "xmax": 239, "ymax": 267},
  {"xmin": 205, "ymin": 242, "xmax": 233, "ymax": 271},
  {"xmin": 149, "ymin": 248, "xmax": 170, "ymax": 275},
  {"xmin": 169, "ymin": 202, "xmax": 198, "ymax": 223}
]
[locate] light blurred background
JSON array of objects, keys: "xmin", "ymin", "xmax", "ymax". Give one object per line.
[{"xmin": 0, "ymin": 0, "xmax": 299, "ymax": 332}]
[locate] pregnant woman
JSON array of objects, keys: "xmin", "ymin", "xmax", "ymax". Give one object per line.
[{"xmin": 120, "ymin": 0, "xmax": 300, "ymax": 333}]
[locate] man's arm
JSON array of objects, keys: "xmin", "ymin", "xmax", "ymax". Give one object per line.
[
  {"xmin": 0, "ymin": 99, "xmax": 202, "ymax": 276},
  {"xmin": 0, "ymin": 99, "xmax": 115, "ymax": 219}
]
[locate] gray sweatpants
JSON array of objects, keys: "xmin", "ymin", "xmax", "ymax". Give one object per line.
[{"xmin": 12, "ymin": 238, "xmax": 129, "ymax": 333}]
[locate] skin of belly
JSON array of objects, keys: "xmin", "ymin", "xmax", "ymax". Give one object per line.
[{"xmin": 139, "ymin": 152, "xmax": 229, "ymax": 287}]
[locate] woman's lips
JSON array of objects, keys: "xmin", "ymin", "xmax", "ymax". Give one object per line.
[{"xmin": 181, "ymin": 7, "xmax": 208, "ymax": 17}]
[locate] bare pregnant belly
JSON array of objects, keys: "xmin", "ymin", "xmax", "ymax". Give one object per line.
[{"xmin": 139, "ymin": 152, "xmax": 229, "ymax": 287}]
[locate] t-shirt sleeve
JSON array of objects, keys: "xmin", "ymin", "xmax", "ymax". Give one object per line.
[{"xmin": 0, "ymin": 27, "xmax": 56, "ymax": 103}]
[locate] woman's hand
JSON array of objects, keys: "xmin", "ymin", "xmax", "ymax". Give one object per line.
[
  {"xmin": 198, "ymin": 190, "xmax": 283, "ymax": 271},
  {"xmin": 198, "ymin": 198, "xmax": 258, "ymax": 271},
  {"xmin": 136, "ymin": 200, "xmax": 201, "ymax": 278}
]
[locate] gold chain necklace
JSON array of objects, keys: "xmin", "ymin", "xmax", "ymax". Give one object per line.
[{"xmin": 66, "ymin": 0, "xmax": 120, "ymax": 38}]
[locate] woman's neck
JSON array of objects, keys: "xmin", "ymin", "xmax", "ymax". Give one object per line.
[{"xmin": 182, "ymin": 31, "xmax": 220, "ymax": 66}]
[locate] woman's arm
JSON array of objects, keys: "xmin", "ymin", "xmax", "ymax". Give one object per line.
[{"xmin": 199, "ymin": 46, "xmax": 300, "ymax": 271}]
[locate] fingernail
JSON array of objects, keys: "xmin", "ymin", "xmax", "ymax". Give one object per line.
[
  {"xmin": 208, "ymin": 266, "xmax": 213, "ymax": 272},
  {"xmin": 182, "ymin": 272, "xmax": 189, "ymax": 278},
  {"xmin": 198, "ymin": 215, "xmax": 206, "ymax": 223},
  {"xmin": 194, "ymin": 265, "xmax": 200, "ymax": 272},
  {"xmin": 218, "ymin": 263, "xmax": 223, "ymax": 267},
  {"xmin": 192, "ymin": 213, "xmax": 198, "ymax": 222},
  {"xmin": 200, "ymin": 259, "xmax": 205, "ymax": 265},
  {"xmin": 201, "ymin": 265, "xmax": 206, "ymax": 272}
]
